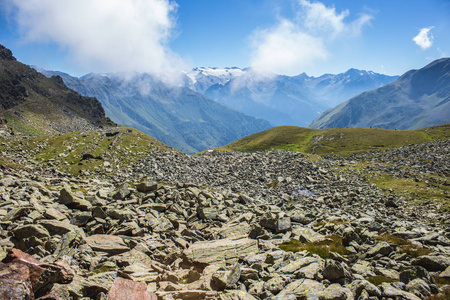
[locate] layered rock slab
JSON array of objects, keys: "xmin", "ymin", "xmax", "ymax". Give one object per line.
[{"xmin": 184, "ymin": 238, "xmax": 258, "ymax": 265}]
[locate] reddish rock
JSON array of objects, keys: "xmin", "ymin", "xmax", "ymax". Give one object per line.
[
  {"xmin": 108, "ymin": 277, "xmax": 157, "ymax": 300},
  {"xmin": 0, "ymin": 262, "xmax": 34, "ymax": 299},
  {"xmin": 0, "ymin": 248, "xmax": 74, "ymax": 298}
]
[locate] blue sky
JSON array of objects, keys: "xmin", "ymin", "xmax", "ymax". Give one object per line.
[{"xmin": 0, "ymin": 0, "xmax": 449, "ymax": 77}]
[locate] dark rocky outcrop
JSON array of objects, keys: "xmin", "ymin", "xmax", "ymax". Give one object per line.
[{"xmin": 0, "ymin": 44, "xmax": 115, "ymax": 135}]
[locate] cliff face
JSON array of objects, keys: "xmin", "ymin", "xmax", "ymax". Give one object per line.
[{"xmin": 0, "ymin": 45, "xmax": 115, "ymax": 135}]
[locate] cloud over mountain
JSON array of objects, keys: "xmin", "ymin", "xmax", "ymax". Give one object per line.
[{"xmin": 6, "ymin": 0, "xmax": 184, "ymax": 74}]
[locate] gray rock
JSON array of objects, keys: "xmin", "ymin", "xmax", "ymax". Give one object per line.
[
  {"xmin": 323, "ymin": 259, "xmax": 352, "ymax": 283},
  {"xmin": 412, "ymin": 255, "xmax": 450, "ymax": 271},
  {"xmin": 184, "ymin": 238, "xmax": 258, "ymax": 265},
  {"xmin": 136, "ymin": 181, "xmax": 158, "ymax": 193},
  {"xmin": 84, "ymin": 234, "xmax": 129, "ymax": 255},
  {"xmin": 405, "ymin": 278, "xmax": 432, "ymax": 298}
]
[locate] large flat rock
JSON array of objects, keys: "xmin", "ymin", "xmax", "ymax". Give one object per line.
[
  {"xmin": 85, "ymin": 234, "xmax": 129, "ymax": 255},
  {"xmin": 184, "ymin": 238, "xmax": 258, "ymax": 265}
]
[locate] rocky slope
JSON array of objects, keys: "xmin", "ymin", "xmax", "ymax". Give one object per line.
[
  {"xmin": 0, "ymin": 45, "xmax": 115, "ymax": 136},
  {"xmin": 309, "ymin": 58, "xmax": 450, "ymax": 130},
  {"xmin": 0, "ymin": 128, "xmax": 449, "ymax": 299}
]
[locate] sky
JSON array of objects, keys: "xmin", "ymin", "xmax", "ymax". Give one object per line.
[{"xmin": 0, "ymin": 0, "xmax": 449, "ymax": 77}]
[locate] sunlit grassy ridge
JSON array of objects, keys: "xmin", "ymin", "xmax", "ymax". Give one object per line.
[
  {"xmin": 215, "ymin": 123, "xmax": 450, "ymax": 156},
  {"xmin": 0, "ymin": 126, "xmax": 175, "ymax": 175}
]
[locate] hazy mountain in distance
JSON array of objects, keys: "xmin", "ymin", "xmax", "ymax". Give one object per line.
[
  {"xmin": 38, "ymin": 69, "xmax": 272, "ymax": 154},
  {"xmin": 203, "ymin": 69, "xmax": 397, "ymax": 127},
  {"xmin": 309, "ymin": 58, "xmax": 450, "ymax": 130}
]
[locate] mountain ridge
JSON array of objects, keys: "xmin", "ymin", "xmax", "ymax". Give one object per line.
[
  {"xmin": 202, "ymin": 68, "xmax": 398, "ymax": 127},
  {"xmin": 0, "ymin": 45, "xmax": 115, "ymax": 136},
  {"xmin": 309, "ymin": 57, "xmax": 450, "ymax": 130}
]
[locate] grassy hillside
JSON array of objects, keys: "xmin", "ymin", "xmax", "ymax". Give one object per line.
[
  {"xmin": 216, "ymin": 123, "xmax": 450, "ymax": 156},
  {"xmin": 0, "ymin": 126, "xmax": 175, "ymax": 175}
]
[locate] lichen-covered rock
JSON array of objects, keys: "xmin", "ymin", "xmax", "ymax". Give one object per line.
[
  {"xmin": 276, "ymin": 278, "xmax": 325, "ymax": 299},
  {"xmin": 184, "ymin": 238, "xmax": 258, "ymax": 265}
]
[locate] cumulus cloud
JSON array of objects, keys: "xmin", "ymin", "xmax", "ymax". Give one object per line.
[
  {"xmin": 250, "ymin": 0, "xmax": 372, "ymax": 75},
  {"xmin": 251, "ymin": 19, "xmax": 327, "ymax": 75},
  {"xmin": 413, "ymin": 27, "xmax": 434, "ymax": 50},
  {"xmin": 7, "ymin": 0, "xmax": 184, "ymax": 74}
]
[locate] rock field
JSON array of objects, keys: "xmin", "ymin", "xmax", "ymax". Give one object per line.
[{"xmin": 0, "ymin": 132, "xmax": 449, "ymax": 299}]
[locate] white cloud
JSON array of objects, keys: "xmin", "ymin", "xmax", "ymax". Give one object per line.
[
  {"xmin": 298, "ymin": 0, "xmax": 372, "ymax": 37},
  {"xmin": 413, "ymin": 27, "xmax": 434, "ymax": 50},
  {"xmin": 250, "ymin": 0, "xmax": 372, "ymax": 75},
  {"xmin": 250, "ymin": 19, "xmax": 327, "ymax": 75},
  {"xmin": 7, "ymin": 0, "xmax": 185, "ymax": 74}
]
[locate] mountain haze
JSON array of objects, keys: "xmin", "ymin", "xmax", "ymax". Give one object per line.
[
  {"xmin": 309, "ymin": 58, "xmax": 450, "ymax": 130},
  {"xmin": 203, "ymin": 69, "xmax": 397, "ymax": 127},
  {"xmin": 39, "ymin": 70, "xmax": 272, "ymax": 154}
]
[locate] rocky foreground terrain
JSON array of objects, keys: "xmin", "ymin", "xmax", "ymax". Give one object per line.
[{"xmin": 0, "ymin": 130, "xmax": 449, "ymax": 299}]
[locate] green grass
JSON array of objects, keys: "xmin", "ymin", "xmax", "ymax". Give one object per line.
[
  {"xmin": 279, "ymin": 234, "xmax": 349, "ymax": 259},
  {"xmin": 215, "ymin": 123, "xmax": 450, "ymax": 157},
  {"xmin": 374, "ymin": 234, "xmax": 432, "ymax": 258},
  {"xmin": 1, "ymin": 126, "xmax": 174, "ymax": 175},
  {"xmin": 375, "ymin": 234, "xmax": 412, "ymax": 246},
  {"xmin": 369, "ymin": 173, "xmax": 450, "ymax": 213}
]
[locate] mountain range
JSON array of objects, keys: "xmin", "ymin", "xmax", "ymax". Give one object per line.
[
  {"xmin": 203, "ymin": 68, "xmax": 398, "ymax": 127},
  {"xmin": 37, "ymin": 70, "xmax": 271, "ymax": 154},
  {"xmin": 309, "ymin": 58, "xmax": 450, "ymax": 130},
  {"xmin": 39, "ymin": 66, "xmax": 397, "ymax": 153}
]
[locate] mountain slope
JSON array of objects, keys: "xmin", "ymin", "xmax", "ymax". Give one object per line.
[
  {"xmin": 309, "ymin": 58, "xmax": 450, "ymax": 129},
  {"xmin": 0, "ymin": 45, "xmax": 114, "ymax": 136},
  {"xmin": 216, "ymin": 123, "xmax": 450, "ymax": 156},
  {"xmin": 39, "ymin": 70, "xmax": 272, "ymax": 154},
  {"xmin": 204, "ymin": 69, "xmax": 397, "ymax": 127}
]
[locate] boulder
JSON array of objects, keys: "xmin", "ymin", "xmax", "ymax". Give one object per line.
[
  {"xmin": 85, "ymin": 235, "xmax": 129, "ymax": 255},
  {"xmin": 412, "ymin": 255, "xmax": 450, "ymax": 271},
  {"xmin": 58, "ymin": 186, "xmax": 92, "ymax": 211},
  {"xmin": 136, "ymin": 181, "xmax": 158, "ymax": 193},
  {"xmin": 276, "ymin": 278, "xmax": 325, "ymax": 299},
  {"xmin": 0, "ymin": 248, "xmax": 74, "ymax": 297},
  {"xmin": 107, "ymin": 277, "xmax": 157, "ymax": 300},
  {"xmin": 184, "ymin": 238, "xmax": 258, "ymax": 265}
]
